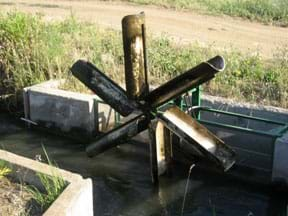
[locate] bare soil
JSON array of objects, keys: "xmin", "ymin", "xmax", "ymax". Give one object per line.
[
  {"xmin": 0, "ymin": 176, "xmax": 42, "ymax": 216},
  {"xmin": 0, "ymin": 0, "xmax": 287, "ymax": 59}
]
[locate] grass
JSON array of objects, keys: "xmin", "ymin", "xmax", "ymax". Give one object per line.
[
  {"xmin": 26, "ymin": 145, "xmax": 67, "ymax": 211},
  {"xmin": 0, "ymin": 160, "xmax": 35, "ymax": 216},
  {"xmin": 0, "ymin": 149, "xmax": 64, "ymax": 213},
  {"xmin": 0, "ymin": 11, "xmax": 287, "ymax": 109},
  {"xmin": 0, "ymin": 160, "xmax": 11, "ymax": 179},
  {"xmin": 115, "ymin": 0, "xmax": 288, "ymax": 26}
]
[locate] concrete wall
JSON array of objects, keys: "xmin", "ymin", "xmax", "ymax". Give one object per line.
[
  {"xmin": 0, "ymin": 150, "xmax": 93, "ymax": 216},
  {"xmin": 23, "ymin": 80, "xmax": 115, "ymax": 139},
  {"xmin": 202, "ymin": 94, "xmax": 288, "ymax": 124},
  {"xmin": 28, "ymin": 87, "xmax": 96, "ymax": 133},
  {"xmin": 272, "ymin": 131, "xmax": 288, "ymax": 184},
  {"xmin": 200, "ymin": 95, "xmax": 288, "ymax": 185}
]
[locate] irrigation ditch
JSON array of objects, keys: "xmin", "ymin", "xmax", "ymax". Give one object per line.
[{"xmin": 0, "ymin": 11, "xmax": 288, "ymax": 216}]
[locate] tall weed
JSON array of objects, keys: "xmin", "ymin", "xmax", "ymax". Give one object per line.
[
  {"xmin": 26, "ymin": 145, "xmax": 67, "ymax": 211},
  {"xmin": 0, "ymin": 11, "xmax": 287, "ymax": 108}
]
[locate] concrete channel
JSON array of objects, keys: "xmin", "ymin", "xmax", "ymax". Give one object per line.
[
  {"xmin": 23, "ymin": 80, "xmax": 288, "ymax": 184},
  {"xmin": 1, "ymin": 80, "xmax": 287, "ymax": 215},
  {"xmin": 0, "ymin": 150, "xmax": 93, "ymax": 215}
]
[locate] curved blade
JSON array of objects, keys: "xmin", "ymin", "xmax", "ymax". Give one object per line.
[
  {"xmin": 145, "ymin": 55, "xmax": 225, "ymax": 109},
  {"xmin": 158, "ymin": 105, "xmax": 235, "ymax": 172},
  {"xmin": 86, "ymin": 114, "xmax": 149, "ymax": 157},
  {"xmin": 71, "ymin": 60, "xmax": 138, "ymax": 116}
]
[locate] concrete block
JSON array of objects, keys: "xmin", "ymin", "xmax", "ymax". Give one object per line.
[
  {"xmin": 0, "ymin": 150, "xmax": 93, "ymax": 216},
  {"xmin": 23, "ymin": 80, "xmax": 116, "ymax": 138},
  {"xmin": 29, "ymin": 87, "xmax": 96, "ymax": 134}
]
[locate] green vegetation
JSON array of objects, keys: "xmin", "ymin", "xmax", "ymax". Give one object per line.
[
  {"xmin": 0, "ymin": 11, "xmax": 124, "ymax": 106},
  {"xmin": 0, "ymin": 148, "xmax": 65, "ymax": 213},
  {"xmin": 26, "ymin": 146, "xmax": 67, "ymax": 211},
  {"xmin": 0, "ymin": 12, "xmax": 287, "ymax": 109},
  {"xmin": 0, "ymin": 160, "xmax": 11, "ymax": 179},
  {"xmin": 117, "ymin": 0, "xmax": 288, "ymax": 26}
]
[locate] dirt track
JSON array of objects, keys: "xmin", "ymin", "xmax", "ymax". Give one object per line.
[{"xmin": 0, "ymin": 0, "xmax": 287, "ymax": 58}]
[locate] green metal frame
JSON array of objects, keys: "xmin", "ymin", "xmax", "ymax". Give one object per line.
[
  {"xmin": 114, "ymin": 86, "xmax": 202, "ymax": 126},
  {"xmin": 174, "ymin": 87, "xmax": 287, "ymax": 137},
  {"xmin": 112, "ymin": 84, "xmax": 288, "ymax": 138},
  {"xmin": 177, "ymin": 89, "xmax": 287, "ymax": 183},
  {"xmin": 196, "ymin": 107, "xmax": 288, "ymax": 137}
]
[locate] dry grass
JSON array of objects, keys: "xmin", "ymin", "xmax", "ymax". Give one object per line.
[
  {"xmin": 0, "ymin": 11, "xmax": 287, "ymax": 109},
  {"xmin": 0, "ymin": 160, "xmax": 41, "ymax": 215},
  {"xmin": 115, "ymin": 0, "xmax": 288, "ymax": 26}
]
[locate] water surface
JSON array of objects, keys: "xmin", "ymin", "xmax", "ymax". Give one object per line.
[{"xmin": 0, "ymin": 114, "xmax": 287, "ymax": 216}]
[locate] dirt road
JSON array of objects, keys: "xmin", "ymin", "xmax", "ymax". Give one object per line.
[{"xmin": 0, "ymin": 0, "xmax": 287, "ymax": 58}]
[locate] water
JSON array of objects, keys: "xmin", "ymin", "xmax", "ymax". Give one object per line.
[
  {"xmin": 181, "ymin": 164, "xmax": 196, "ymax": 216},
  {"xmin": 0, "ymin": 114, "xmax": 287, "ymax": 216}
]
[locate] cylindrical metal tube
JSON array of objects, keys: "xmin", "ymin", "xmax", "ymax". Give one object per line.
[
  {"xmin": 86, "ymin": 114, "xmax": 149, "ymax": 157},
  {"xmin": 71, "ymin": 60, "xmax": 138, "ymax": 116},
  {"xmin": 145, "ymin": 55, "xmax": 225, "ymax": 109},
  {"xmin": 122, "ymin": 12, "xmax": 149, "ymax": 100},
  {"xmin": 158, "ymin": 106, "xmax": 236, "ymax": 172},
  {"xmin": 155, "ymin": 121, "xmax": 173, "ymax": 176},
  {"xmin": 148, "ymin": 123, "xmax": 159, "ymax": 185}
]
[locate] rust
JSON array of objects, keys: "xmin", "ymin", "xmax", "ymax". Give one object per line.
[
  {"xmin": 145, "ymin": 56, "xmax": 225, "ymax": 109},
  {"xmin": 71, "ymin": 60, "xmax": 139, "ymax": 116},
  {"xmin": 158, "ymin": 106, "xmax": 236, "ymax": 171},
  {"xmin": 122, "ymin": 12, "xmax": 149, "ymax": 99}
]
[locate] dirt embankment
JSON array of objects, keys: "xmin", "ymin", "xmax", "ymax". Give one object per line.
[{"xmin": 0, "ymin": 0, "xmax": 287, "ymax": 58}]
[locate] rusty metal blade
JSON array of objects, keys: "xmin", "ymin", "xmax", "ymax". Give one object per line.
[
  {"xmin": 86, "ymin": 114, "xmax": 149, "ymax": 157},
  {"xmin": 145, "ymin": 55, "xmax": 225, "ymax": 109},
  {"xmin": 158, "ymin": 106, "xmax": 235, "ymax": 171},
  {"xmin": 71, "ymin": 60, "xmax": 138, "ymax": 116},
  {"xmin": 122, "ymin": 12, "xmax": 149, "ymax": 99}
]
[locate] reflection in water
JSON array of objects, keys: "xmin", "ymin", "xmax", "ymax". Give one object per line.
[
  {"xmin": 181, "ymin": 164, "xmax": 196, "ymax": 216},
  {"xmin": 0, "ymin": 114, "xmax": 287, "ymax": 216}
]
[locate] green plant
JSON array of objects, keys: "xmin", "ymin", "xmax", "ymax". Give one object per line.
[
  {"xmin": 115, "ymin": 0, "xmax": 288, "ymax": 26},
  {"xmin": 26, "ymin": 145, "xmax": 67, "ymax": 211},
  {"xmin": 1, "ymin": 11, "xmax": 287, "ymax": 109},
  {"xmin": 203, "ymin": 0, "xmax": 288, "ymax": 26},
  {"xmin": 0, "ymin": 160, "xmax": 11, "ymax": 178}
]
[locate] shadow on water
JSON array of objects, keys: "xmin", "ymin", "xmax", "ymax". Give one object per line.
[{"xmin": 0, "ymin": 114, "xmax": 287, "ymax": 216}]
